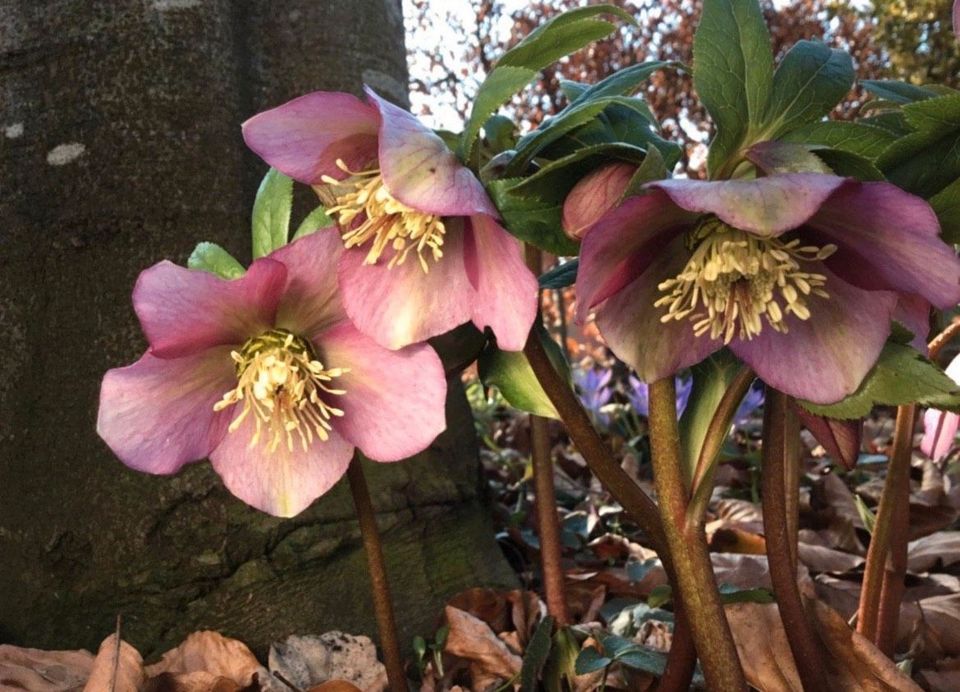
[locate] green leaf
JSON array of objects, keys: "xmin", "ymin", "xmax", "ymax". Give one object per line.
[
  {"xmin": 614, "ymin": 648, "xmax": 668, "ymax": 675},
  {"xmin": 814, "ymin": 149, "xmax": 885, "ymax": 181},
  {"xmin": 878, "ymin": 94, "xmax": 960, "ymax": 197},
  {"xmin": 718, "ymin": 585, "xmax": 775, "ymax": 604},
  {"xmin": 861, "ymin": 80, "xmax": 939, "ymax": 105},
  {"xmin": 647, "ymin": 584, "xmax": 672, "ymax": 608},
  {"xmin": 460, "ymin": 5, "xmax": 632, "ymax": 160},
  {"xmin": 291, "ymin": 205, "xmax": 334, "ymax": 241},
  {"xmin": 930, "ymin": 176, "xmax": 960, "ymax": 243},
  {"xmin": 781, "ymin": 121, "xmax": 897, "ymax": 159},
  {"xmin": 693, "ymin": 0, "xmax": 774, "ymax": 176},
  {"xmin": 251, "ymin": 167, "xmax": 293, "ymax": 258},
  {"xmin": 854, "ymin": 495, "xmax": 877, "ymax": 535},
  {"xmin": 570, "ymin": 61, "xmax": 674, "ymax": 104},
  {"xmin": 483, "ymin": 114, "xmax": 517, "ymax": 154},
  {"xmin": 187, "ymin": 242, "xmax": 245, "ymax": 279},
  {"xmin": 574, "ymin": 646, "xmax": 612, "ymax": 675},
  {"xmin": 543, "ymin": 628, "xmax": 580, "ymax": 692},
  {"xmin": 558, "ymin": 79, "xmax": 589, "ymax": 101},
  {"xmin": 621, "ymin": 145, "xmax": 669, "ymax": 196},
  {"xmin": 539, "ymin": 259, "xmax": 579, "ymax": 289},
  {"xmin": 799, "ymin": 342, "xmax": 960, "ymax": 419},
  {"xmin": 520, "ymin": 616, "xmax": 554, "ymax": 692},
  {"xmin": 763, "ymin": 41, "xmax": 853, "ymax": 138}
]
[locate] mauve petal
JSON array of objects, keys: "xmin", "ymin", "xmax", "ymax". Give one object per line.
[
  {"xmin": 272, "ymin": 229, "xmax": 346, "ymax": 337},
  {"xmin": 922, "ymin": 409, "xmax": 959, "ymax": 462},
  {"xmin": 894, "ymin": 293, "xmax": 931, "ymax": 354},
  {"xmin": 134, "ymin": 258, "xmax": 287, "ymax": 359},
  {"xmin": 649, "ymin": 174, "xmax": 847, "ymax": 236},
  {"xmin": 463, "ymin": 214, "xmax": 538, "ymax": 351},
  {"xmin": 731, "ymin": 266, "xmax": 897, "ymax": 404},
  {"xmin": 209, "ymin": 415, "xmax": 354, "ymax": 518},
  {"xmin": 562, "ymin": 162, "xmax": 636, "ymax": 240},
  {"xmin": 97, "ymin": 347, "xmax": 235, "ymax": 474},
  {"xmin": 316, "ymin": 321, "xmax": 447, "ymax": 461},
  {"xmin": 241, "ymin": 91, "xmax": 379, "ymax": 184},
  {"xmin": 809, "ymin": 181, "xmax": 960, "ymax": 308},
  {"xmin": 794, "ymin": 406, "xmax": 862, "ymax": 470},
  {"xmin": 337, "ymin": 220, "xmax": 474, "ymax": 349},
  {"xmin": 365, "ymin": 87, "xmax": 498, "ymax": 217},
  {"xmin": 594, "ymin": 236, "xmax": 723, "ymax": 382},
  {"xmin": 576, "ymin": 190, "xmax": 694, "ymax": 323},
  {"xmin": 955, "ymin": 0, "xmax": 960, "ymax": 36}
]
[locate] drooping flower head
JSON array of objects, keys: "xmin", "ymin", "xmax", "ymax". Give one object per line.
[
  {"xmin": 97, "ymin": 231, "xmax": 448, "ymax": 517},
  {"xmin": 576, "ymin": 173, "xmax": 960, "ymax": 404},
  {"xmin": 241, "ymin": 87, "xmax": 538, "ymax": 351}
]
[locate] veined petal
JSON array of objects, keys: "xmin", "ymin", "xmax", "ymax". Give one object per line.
[
  {"xmin": 809, "ymin": 181, "xmax": 960, "ymax": 309},
  {"xmin": 209, "ymin": 414, "xmax": 354, "ymax": 518},
  {"xmin": 463, "ymin": 214, "xmax": 538, "ymax": 351},
  {"xmin": 576, "ymin": 191, "xmax": 694, "ymax": 323},
  {"xmin": 272, "ymin": 229, "xmax": 346, "ymax": 337},
  {"xmin": 731, "ymin": 265, "xmax": 896, "ymax": 404},
  {"xmin": 317, "ymin": 321, "xmax": 447, "ymax": 461},
  {"xmin": 134, "ymin": 259, "xmax": 287, "ymax": 359},
  {"xmin": 337, "ymin": 220, "xmax": 474, "ymax": 349},
  {"xmin": 97, "ymin": 347, "xmax": 235, "ymax": 474},
  {"xmin": 650, "ymin": 174, "xmax": 847, "ymax": 236},
  {"xmin": 894, "ymin": 293, "xmax": 931, "ymax": 355},
  {"xmin": 365, "ymin": 87, "xmax": 498, "ymax": 217},
  {"xmin": 562, "ymin": 162, "xmax": 636, "ymax": 240},
  {"xmin": 594, "ymin": 236, "xmax": 723, "ymax": 382},
  {"xmin": 241, "ymin": 91, "xmax": 379, "ymax": 184}
]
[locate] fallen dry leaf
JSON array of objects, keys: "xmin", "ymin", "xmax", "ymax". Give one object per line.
[
  {"xmin": 307, "ymin": 682, "xmax": 364, "ymax": 692},
  {"xmin": 146, "ymin": 631, "xmax": 264, "ymax": 686},
  {"xmin": 443, "ymin": 605, "xmax": 522, "ymax": 687},
  {"xmin": 83, "ymin": 634, "xmax": 145, "ymax": 692},
  {"xmin": 797, "ymin": 543, "xmax": 865, "ymax": 574},
  {"xmin": 0, "ymin": 644, "xmax": 93, "ymax": 691},
  {"xmin": 269, "ymin": 633, "xmax": 385, "ymax": 692},
  {"xmin": 446, "ymin": 588, "xmax": 511, "ymax": 633},
  {"xmin": 907, "ymin": 532, "xmax": 960, "ymax": 573},
  {"xmin": 144, "ymin": 671, "xmax": 246, "ymax": 691}
]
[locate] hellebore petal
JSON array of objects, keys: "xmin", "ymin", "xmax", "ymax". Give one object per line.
[
  {"xmin": 731, "ymin": 265, "xmax": 897, "ymax": 404},
  {"xmin": 272, "ymin": 229, "xmax": 345, "ymax": 337},
  {"xmin": 955, "ymin": 0, "xmax": 960, "ymax": 37},
  {"xmin": 463, "ymin": 214, "xmax": 539, "ymax": 351},
  {"xmin": 97, "ymin": 347, "xmax": 235, "ymax": 474},
  {"xmin": 808, "ymin": 181, "xmax": 960, "ymax": 309},
  {"xmin": 922, "ymin": 354, "xmax": 960, "ymax": 461},
  {"xmin": 209, "ymin": 413, "xmax": 355, "ymax": 518},
  {"xmin": 576, "ymin": 191, "xmax": 695, "ymax": 323},
  {"xmin": 318, "ymin": 321, "xmax": 447, "ymax": 461},
  {"xmin": 241, "ymin": 91, "xmax": 379, "ymax": 184},
  {"xmin": 337, "ymin": 221, "xmax": 474, "ymax": 349},
  {"xmin": 595, "ymin": 235, "xmax": 724, "ymax": 382},
  {"xmin": 649, "ymin": 174, "xmax": 847, "ymax": 236},
  {"xmin": 894, "ymin": 294, "xmax": 932, "ymax": 354},
  {"xmin": 794, "ymin": 405, "xmax": 863, "ymax": 470},
  {"xmin": 133, "ymin": 258, "xmax": 287, "ymax": 359},
  {"xmin": 562, "ymin": 162, "xmax": 636, "ymax": 240},
  {"xmin": 365, "ymin": 87, "xmax": 498, "ymax": 218}
]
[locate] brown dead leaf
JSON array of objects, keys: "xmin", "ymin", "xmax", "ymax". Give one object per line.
[
  {"xmin": 708, "ymin": 526, "xmax": 768, "ymax": 554},
  {"xmin": 505, "ymin": 590, "xmax": 545, "ymax": 647},
  {"xmin": 146, "ymin": 631, "xmax": 263, "ymax": 686},
  {"xmin": 907, "ymin": 532, "xmax": 960, "ymax": 573},
  {"xmin": 916, "ymin": 658, "xmax": 960, "ymax": 692},
  {"xmin": 446, "ymin": 588, "xmax": 511, "ymax": 633},
  {"xmin": 443, "ymin": 606, "xmax": 522, "ymax": 687},
  {"xmin": 83, "ymin": 634, "xmax": 145, "ymax": 692},
  {"xmin": 143, "ymin": 671, "xmax": 246, "ymax": 691},
  {"xmin": 727, "ymin": 603, "xmax": 803, "ymax": 691},
  {"xmin": 0, "ymin": 644, "xmax": 93, "ymax": 691},
  {"xmin": 307, "ymin": 682, "xmax": 363, "ymax": 692},
  {"xmin": 797, "ymin": 543, "xmax": 865, "ymax": 574}
]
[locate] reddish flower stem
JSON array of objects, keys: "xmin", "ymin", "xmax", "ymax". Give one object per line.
[
  {"xmin": 346, "ymin": 457, "xmax": 406, "ymax": 692},
  {"xmin": 761, "ymin": 389, "xmax": 828, "ymax": 691},
  {"xmin": 648, "ymin": 378, "xmax": 747, "ymax": 691}
]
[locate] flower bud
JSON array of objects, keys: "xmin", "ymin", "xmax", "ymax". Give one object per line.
[{"xmin": 561, "ymin": 162, "xmax": 636, "ymax": 240}]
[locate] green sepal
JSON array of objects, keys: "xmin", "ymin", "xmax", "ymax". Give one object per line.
[
  {"xmin": 292, "ymin": 205, "xmax": 334, "ymax": 241},
  {"xmin": 251, "ymin": 167, "xmax": 293, "ymax": 258},
  {"xmin": 187, "ymin": 242, "xmax": 245, "ymax": 279},
  {"xmin": 798, "ymin": 341, "xmax": 960, "ymax": 420}
]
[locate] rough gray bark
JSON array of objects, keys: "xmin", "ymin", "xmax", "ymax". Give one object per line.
[{"xmin": 0, "ymin": 0, "xmax": 515, "ymax": 658}]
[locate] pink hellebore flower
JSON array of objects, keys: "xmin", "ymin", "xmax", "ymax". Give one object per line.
[
  {"xmin": 241, "ymin": 87, "xmax": 538, "ymax": 351},
  {"xmin": 576, "ymin": 173, "xmax": 960, "ymax": 404},
  {"xmin": 97, "ymin": 231, "xmax": 448, "ymax": 518},
  {"xmin": 561, "ymin": 162, "xmax": 636, "ymax": 240},
  {"xmin": 922, "ymin": 353, "xmax": 960, "ymax": 461}
]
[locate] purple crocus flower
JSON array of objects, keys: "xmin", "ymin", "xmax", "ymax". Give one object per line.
[
  {"xmin": 97, "ymin": 231, "xmax": 447, "ymax": 517},
  {"xmin": 734, "ymin": 381, "xmax": 765, "ymax": 429},
  {"xmin": 627, "ymin": 375, "xmax": 692, "ymax": 418},
  {"xmin": 241, "ymin": 87, "xmax": 538, "ymax": 351},
  {"xmin": 922, "ymin": 353, "xmax": 960, "ymax": 461},
  {"xmin": 574, "ymin": 366, "xmax": 614, "ymax": 423},
  {"xmin": 576, "ymin": 174, "xmax": 960, "ymax": 404}
]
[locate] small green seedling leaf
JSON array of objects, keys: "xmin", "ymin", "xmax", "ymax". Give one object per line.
[
  {"xmin": 252, "ymin": 167, "xmax": 293, "ymax": 258},
  {"xmin": 188, "ymin": 242, "xmax": 245, "ymax": 279},
  {"xmin": 292, "ymin": 205, "xmax": 334, "ymax": 241}
]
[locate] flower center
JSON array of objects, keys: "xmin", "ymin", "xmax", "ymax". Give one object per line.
[
  {"xmin": 320, "ymin": 159, "xmax": 446, "ymax": 273},
  {"xmin": 655, "ymin": 220, "xmax": 837, "ymax": 344},
  {"xmin": 214, "ymin": 328, "xmax": 348, "ymax": 452}
]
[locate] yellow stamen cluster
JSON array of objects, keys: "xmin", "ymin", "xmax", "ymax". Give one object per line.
[
  {"xmin": 320, "ymin": 160, "xmax": 446, "ymax": 272},
  {"xmin": 214, "ymin": 329, "xmax": 348, "ymax": 452},
  {"xmin": 656, "ymin": 220, "xmax": 837, "ymax": 344}
]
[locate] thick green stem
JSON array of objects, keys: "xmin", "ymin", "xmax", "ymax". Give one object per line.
[
  {"xmin": 648, "ymin": 378, "xmax": 747, "ymax": 691},
  {"xmin": 346, "ymin": 457, "xmax": 406, "ymax": 692},
  {"xmin": 762, "ymin": 390, "xmax": 827, "ymax": 691}
]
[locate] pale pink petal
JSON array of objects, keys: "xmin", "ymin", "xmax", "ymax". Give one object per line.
[
  {"xmin": 463, "ymin": 214, "xmax": 538, "ymax": 351},
  {"xmin": 316, "ymin": 322, "xmax": 447, "ymax": 461},
  {"xmin": 562, "ymin": 162, "xmax": 636, "ymax": 240},
  {"xmin": 241, "ymin": 91, "xmax": 379, "ymax": 184},
  {"xmin": 337, "ymin": 220, "xmax": 474, "ymax": 349},
  {"xmin": 808, "ymin": 181, "xmax": 960, "ymax": 309},
  {"xmin": 954, "ymin": 0, "xmax": 960, "ymax": 36},
  {"xmin": 594, "ymin": 236, "xmax": 723, "ymax": 382},
  {"xmin": 134, "ymin": 258, "xmax": 287, "ymax": 359},
  {"xmin": 209, "ymin": 415, "xmax": 355, "ymax": 518},
  {"xmin": 271, "ymin": 229, "xmax": 347, "ymax": 337},
  {"xmin": 922, "ymin": 409, "xmax": 959, "ymax": 462},
  {"xmin": 365, "ymin": 87, "xmax": 498, "ymax": 217},
  {"xmin": 650, "ymin": 174, "xmax": 847, "ymax": 236},
  {"xmin": 731, "ymin": 266, "xmax": 897, "ymax": 404},
  {"xmin": 894, "ymin": 293, "xmax": 931, "ymax": 354},
  {"xmin": 97, "ymin": 347, "xmax": 235, "ymax": 474},
  {"xmin": 576, "ymin": 191, "xmax": 694, "ymax": 323}
]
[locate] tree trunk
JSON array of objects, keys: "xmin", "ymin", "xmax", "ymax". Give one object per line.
[{"xmin": 0, "ymin": 0, "xmax": 514, "ymax": 658}]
